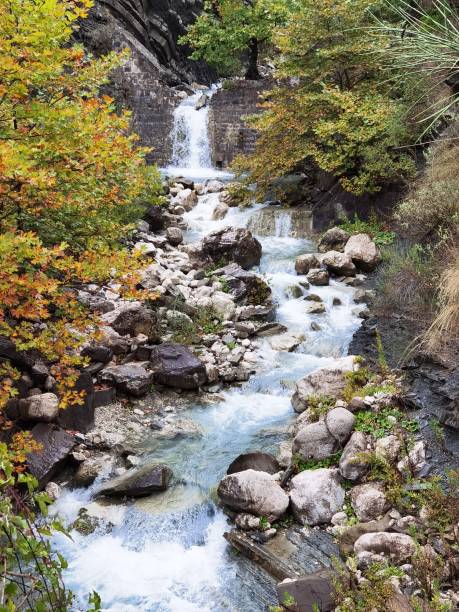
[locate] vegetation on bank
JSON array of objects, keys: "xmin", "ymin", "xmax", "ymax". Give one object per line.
[{"xmin": 0, "ymin": 0, "xmax": 162, "ymax": 607}]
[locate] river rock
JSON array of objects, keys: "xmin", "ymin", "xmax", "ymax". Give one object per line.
[
  {"xmin": 289, "ymin": 468, "xmax": 345, "ymax": 525},
  {"xmin": 217, "ymin": 469, "xmax": 289, "ymax": 521},
  {"xmin": 144, "ymin": 205, "xmax": 166, "ymax": 231},
  {"xmin": 292, "ymin": 421, "xmax": 338, "ymax": 461},
  {"xmin": 172, "ymin": 188, "xmax": 198, "ymax": 211},
  {"xmin": 195, "ymin": 93, "xmax": 207, "ymax": 110},
  {"xmin": 269, "ymin": 333, "xmax": 305, "ymax": 352},
  {"xmin": 206, "ymin": 179, "xmax": 225, "ymax": 193},
  {"xmin": 97, "ymin": 463, "xmax": 172, "ymax": 497},
  {"xmin": 150, "ymin": 343, "xmax": 207, "ymax": 389},
  {"xmin": 344, "ymin": 234, "xmax": 381, "ymax": 271},
  {"xmin": 166, "ymin": 226, "xmax": 183, "ymax": 246},
  {"xmin": 99, "ymin": 363, "xmax": 153, "ymax": 397},
  {"xmin": 354, "ymin": 532, "xmax": 416, "ymax": 563},
  {"xmin": 321, "ymin": 251, "xmax": 356, "ymax": 276},
  {"xmin": 74, "ymin": 454, "xmax": 114, "ymax": 487},
  {"xmin": 212, "ymin": 201, "xmax": 228, "ymax": 220},
  {"xmin": 211, "ymin": 292, "xmax": 236, "ymax": 320},
  {"xmin": 318, "ymin": 227, "xmax": 350, "ymax": 253},
  {"xmin": 306, "ymin": 268, "xmax": 329, "ymax": 286},
  {"xmin": 375, "ymin": 435, "xmax": 402, "ymax": 463},
  {"xmin": 339, "ymin": 432, "xmax": 369, "ymax": 481},
  {"xmin": 213, "ymin": 263, "xmax": 271, "ymax": 305},
  {"xmin": 81, "ymin": 344, "xmax": 113, "ymax": 364},
  {"xmin": 200, "ymin": 227, "xmax": 262, "ymax": 270},
  {"xmin": 107, "ymin": 304, "xmax": 159, "ymax": 342},
  {"xmin": 19, "ymin": 393, "xmax": 59, "ymax": 422},
  {"xmin": 291, "ymin": 356, "xmax": 357, "ymax": 413},
  {"xmin": 350, "ymin": 483, "xmax": 389, "ymax": 522},
  {"xmin": 325, "ymin": 407, "xmax": 355, "ymax": 444},
  {"xmin": 276, "ymin": 570, "xmax": 335, "ymax": 612},
  {"xmin": 295, "ymin": 254, "xmax": 321, "ymax": 275},
  {"xmin": 227, "ymin": 452, "xmax": 280, "ymax": 475},
  {"xmin": 27, "ymin": 423, "xmax": 75, "ymax": 488}
]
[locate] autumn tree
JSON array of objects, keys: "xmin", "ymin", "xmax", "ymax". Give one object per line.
[
  {"xmin": 235, "ymin": 0, "xmax": 419, "ymax": 194},
  {"xmin": 180, "ymin": 0, "xmax": 290, "ymax": 79}
]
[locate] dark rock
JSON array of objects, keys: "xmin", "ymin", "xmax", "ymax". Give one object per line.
[
  {"xmin": 57, "ymin": 372, "xmax": 95, "ymax": 433},
  {"xmin": 97, "ymin": 463, "xmax": 172, "ymax": 497},
  {"xmin": 276, "ymin": 570, "xmax": 336, "ymax": 612},
  {"xmin": 227, "ymin": 452, "xmax": 280, "ymax": 476},
  {"xmin": 0, "ymin": 335, "xmax": 37, "ymax": 369},
  {"xmin": 318, "ymin": 227, "xmax": 350, "ymax": 253},
  {"xmin": 200, "ymin": 227, "xmax": 262, "ymax": 270},
  {"xmin": 150, "ymin": 343, "xmax": 207, "ymax": 389},
  {"xmin": 93, "ymin": 386, "xmax": 116, "ymax": 408},
  {"xmin": 27, "ymin": 424, "xmax": 75, "ymax": 488},
  {"xmin": 214, "ymin": 263, "xmax": 272, "ymax": 305},
  {"xmin": 144, "ymin": 205, "xmax": 166, "ymax": 231},
  {"xmin": 111, "ymin": 305, "xmax": 160, "ymax": 342},
  {"xmin": 31, "ymin": 362, "xmax": 50, "ymax": 386},
  {"xmin": 99, "ymin": 363, "xmax": 153, "ymax": 397},
  {"xmin": 81, "ymin": 344, "xmax": 113, "ymax": 364}
]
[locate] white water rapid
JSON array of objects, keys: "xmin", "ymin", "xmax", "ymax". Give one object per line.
[{"xmin": 53, "ymin": 89, "xmax": 364, "ymax": 612}]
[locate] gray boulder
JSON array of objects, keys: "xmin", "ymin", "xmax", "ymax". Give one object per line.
[
  {"xmin": 318, "ymin": 227, "xmax": 350, "ymax": 253},
  {"xmin": 292, "ymin": 421, "xmax": 338, "ymax": 461},
  {"xmin": 350, "ymin": 483, "xmax": 389, "ymax": 522},
  {"xmin": 354, "ymin": 532, "xmax": 416, "ymax": 563},
  {"xmin": 200, "ymin": 227, "xmax": 262, "ymax": 270},
  {"xmin": 108, "ymin": 304, "xmax": 159, "ymax": 342},
  {"xmin": 289, "ymin": 468, "xmax": 345, "ymax": 525},
  {"xmin": 344, "ymin": 234, "xmax": 381, "ymax": 271},
  {"xmin": 166, "ymin": 226, "xmax": 183, "ymax": 246},
  {"xmin": 321, "ymin": 251, "xmax": 356, "ymax": 276},
  {"xmin": 150, "ymin": 343, "xmax": 207, "ymax": 389},
  {"xmin": 306, "ymin": 268, "xmax": 329, "ymax": 286},
  {"xmin": 19, "ymin": 393, "xmax": 59, "ymax": 422},
  {"xmin": 339, "ymin": 432, "xmax": 369, "ymax": 481},
  {"xmin": 97, "ymin": 463, "xmax": 172, "ymax": 497},
  {"xmin": 99, "ymin": 363, "xmax": 153, "ymax": 397},
  {"xmin": 217, "ymin": 469, "xmax": 289, "ymax": 522},
  {"xmin": 295, "ymin": 254, "xmax": 321, "ymax": 275},
  {"xmin": 325, "ymin": 407, "xmax": 355, "ymax": 445}
]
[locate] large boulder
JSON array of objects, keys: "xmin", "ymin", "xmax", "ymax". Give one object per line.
[
  {"xmin": 27, "ymin": 424, "xmax": 75, "ymax": 488},
  {"xmin": 339, "ymin": 432, "xmax": 369, "ymax": 481},
  {"xmin": 325, "ymin": 407, "xmax": 355, "ymax": 445},
  {"xmin": 227, "ymin": 452, "xmax": 280, "ymax": 475},
  {"xmin": 106, "ymin": 304, "xmax": 159, "ymax": 342},
  {"xmin": 217, "ymin": 469, "xmax": 289, "ymax": 522},
  {"xmin": 57, "ymin": 372, "xmax": 95, "ymax": 433},
  {"xmin": 144, "ymin": 205, "xmax": 166, "ymax": 231},
  {"xmin": 276, "ymin": 570, "xmax": 336, "ymax": 612},
  {"xmin": 354, "ymin": 532, "xmax": 416, "ymax": 564},
  {"xmin": 289, "ymin": 468, "xmax": 345, "ymax": 525},
  {"xmin": 321, "ymin": 251, "xmax": 356, "ymax": 276},
  {"xmin": 200, "ymin": 227, "xmax": 262, "ymax": 270},
  {"xmin": 344, "ymin": 234, "xmax": 381, "ymax": 272},
  {"xmin": 19, "ymin": 393, "xmax": 59, "ymax": 422},
  {"xmin": 306, "ymin": 268, "xmax": 329, "ymax": 286},
  {"xmin": 318, "ymin": 227, "xmax": 350, "ymax": 253},
  {"xmin": 350, "ymin": 483, "xmax": 389, "ymax": 522},
  {"xmin": 292, "ymin": 421, "xmax": 338, "ymax": 461},
  {"xmin": 99, "ymin": 363, "xmax": 153, "ymax": 397},
  {"xmin": 97, "ymin": 463, "xmax": 172, "ymax": 497},
  {"xmin": 150, "ymin": 343, "xmax": 207, "ymax": 389},
  {"xmin": 213, "ymin": 263, "xmax": 271, "ymax": 305},
  {"xmin": 292, "ymin": 356, "xmax": 357, "ymax": 413},
  {"xmin": 295, "ymin": 254, "xmax": 321, "ymax": 275}
]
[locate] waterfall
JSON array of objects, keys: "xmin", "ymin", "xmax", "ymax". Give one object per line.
[{"xmin": 275, "ymin": 212, "xmax": 292, "ymax": 238}]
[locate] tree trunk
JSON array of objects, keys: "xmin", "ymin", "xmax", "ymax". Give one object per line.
[{"xmin": 245, "ymin": 38, "xmax": 260, "ymax": 80}]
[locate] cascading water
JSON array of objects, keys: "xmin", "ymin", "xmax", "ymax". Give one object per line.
[{"xmin": 53, "ymin": 89, "xmax": 364, "ymax": 612}]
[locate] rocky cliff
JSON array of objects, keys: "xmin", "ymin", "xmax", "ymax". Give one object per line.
[{"xmin": 77, "ymin": 0, "xmax": 214, "ymax": 163}]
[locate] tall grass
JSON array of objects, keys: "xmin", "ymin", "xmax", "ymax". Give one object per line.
[{"xmin": 425, "ymin": 250, "xmax": 459, "ymax": 350}]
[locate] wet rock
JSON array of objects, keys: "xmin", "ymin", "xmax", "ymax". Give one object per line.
[
  {"xmin": 150, "ymin": 343, "xmax": 207, "ymax": 389},
  {"xmin": 306, "ymin": 303, "xmax": 325, "ymax": 315},
  {"xmin": 321, "ymin": 250, "xmax": 356, "ymax": 276},
  {"xmin": 227, "ymin": 452, "xmax": 280, "ymax": 476},
  {"xmin": 306, "ymin": 268, "xmax": 329, "ymax": 286},
  {"xmin": 195, "ymin": 93, "xmax": 207, "ymax": 110},
  {"xmin": 200, "ymin": 227, "xmax": 262, "ymax": 270},
  {"xmin": 354, "ymin": 532, "xmax": 416, "ymax": 563},
  {"xmin": 276, "ymin": 570, "xmax": 336, "ymax": 612},
  {"xmin": 289, "ymin": 468, "xmax": 345, "ymax": 526},
  {"xmin": 292, "ymin": 356, "xmax": 357, "ymax": 413},
  {"xmin": 344, "ymin": 234, "xmax": 381, "ymax": 271},
  {"xmin": 325, "ymin": 407, "xmax": 355, "ymax": 445},
  {"xmin": 206, "ymin": 179, "xmax": 225, "ymax": 193},
  {"xmin": 295, "ymin": 254, "xmax": 321, "ymax": 275},
  {"xmin": 45, "ymin": 481, "xmax": 61, "ymax": 501},
  {"xmin": 166, "ymin": 226, "xmax": 183, "ymax": 246},
  {"xmin": 97, "ymin": 463, "xmax": 172, "ymax": 497},
  {"xmin": 339, "ymin": 432, "xmax": 369, "ymax": 481},
  {"xmin": 217, "ymin": 469, "xmax": 289, "ymax": 522},
  {"xmin": 107, "ymin": 304, "xmax": 159, "ymax": 342},
  {"xmin": 318, "ymin": 227, "xmax": 350, "ymax": 253},
  {"xmin": 269, "ymin": 333, "xmax": 305, "ymax": 352},
  {"xmin": 19, "ymin": 393, "xmax": 59, "ymax": 422},
  {"xmin": 27, "ymin": 424, "xmax": 75, "ymax": 488},
  {"xmin": 212, "ymin": 201, "xmax": 228, "ymax": 220},
  {"xmin": 82, "ymin": 344, "xmax": 113, "ymax": 364},
  {"xmin": 292, "ymin": 421, "xmax": 338, "ymax": 461},
  {"xmin": 171, "ymin": 188, "xmax": 198, "ymax": 211},
  {"xmin": 350, "ymin": 483, "xmax": 389, "ymax": 522},
  {"xmin": 99, "ymin": 363, "xmax": 153, "ymax": 397},
  {"xmin": 73, "ymin": 454, "xmax": 114, "ymax": 487}
]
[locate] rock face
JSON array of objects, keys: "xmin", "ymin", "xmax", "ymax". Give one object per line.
[
  {"xmin": 354, "ymin": 532, "xmax": 416, "ymax": 563},
  {"xmin": 97, "ymin": 463, "xmax": 172, "ymax": 497},
  {"xmin": 227, "ymin": 452, "xmax": 280, "ymax": 475},
  {"xmin": 344, "ymin": 234, "xmax": 381, "ymax": 271},
  {"xmin": 217, "ymin": 469, "xmax": 289, "ymax": 521},
  {"xmin": 318, "ymin": 227, "xmax": 350, "ymax": 253},
  {"xmin": 19, "ymin": 393, "xmax": 59, "ymax": 422},
  {"xmin": 27, "ymin": 424, "xmax": 75, "ymax": 488},
  {"xmin": 150, "ymin": 343, "xmax": 207, "ymax": 389},
  {"xmin": 200, "ymin": 227, "xmax": 262, "ymax": 270},
  {"xmin": 289, "ymin": 468, "xmax": 345, "ymax": 526},
  {"xmin": 99, "ymin": 363, "xmax": 154, "ymax": 397},
  {"xmin": 292, "ymin": 356, "xmax": 357, "ymax": 413}
]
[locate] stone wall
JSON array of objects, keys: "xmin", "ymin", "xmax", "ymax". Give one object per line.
[{"xmin": 208, "ymin": 80, "xmax": 269, "ymax": 168}]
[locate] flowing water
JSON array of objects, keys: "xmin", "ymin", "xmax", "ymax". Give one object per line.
[{"xmin": 53, "ymin": 88, "xmax": 363, "ymax": 612}]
